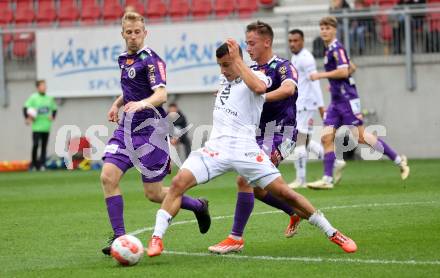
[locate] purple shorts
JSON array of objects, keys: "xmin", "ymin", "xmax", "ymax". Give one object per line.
[
  {"xmin": 324, "ymin": 101, "xmax": 363, "ymax": 128},
  {"xmin": 103, "ymin": 128, "xmax": 170, "ymax": 183},
  {"xmin": 256, "ymin": 130, "xmax": 297, "ymax": 167}
]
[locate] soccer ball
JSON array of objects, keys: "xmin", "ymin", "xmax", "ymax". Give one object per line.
[
  {"xmin": 27, "ymin": 107, "xmax": 37, "ymax": 118},
  {"xmin": 110, "ymin": 235, "xmax": 144, "ymax": 266}
]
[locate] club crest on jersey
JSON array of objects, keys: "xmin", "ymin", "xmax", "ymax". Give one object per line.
[
  {"xmin": 279, "ymin": 66, "xmax": 287, "ymax": 75},
  {"xmin": 128, "ymin": 67, "xmax": 136, "ymax": 79}
]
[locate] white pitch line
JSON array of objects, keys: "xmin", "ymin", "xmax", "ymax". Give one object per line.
[
  {"xmin": 129, "ymin": 200, "xmax": 438, "ymax": 236},
  {"xmin": 162, "ymin": 250, "xmax": 440, "ymax": 266}
]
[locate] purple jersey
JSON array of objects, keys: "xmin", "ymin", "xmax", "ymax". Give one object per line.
[
  {"xmin": 324, "ymin": 40, "xmax": 359, "ymax": 103},
  {"xmin": 118, "ymin": 46, "xmax": 167, "ymax": 131},
  {"xmin": 251, "ymin": 56, "xmax": 298, "ymax": 139}
]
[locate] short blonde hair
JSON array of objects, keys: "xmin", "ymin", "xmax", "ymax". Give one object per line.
[
  {"xmin": 319, "ymin": 16, "xmax": 338, "ymax": 28},
  {"xmin": 121, "ymin": 11, "xmax": 144, "ymax": 27}
]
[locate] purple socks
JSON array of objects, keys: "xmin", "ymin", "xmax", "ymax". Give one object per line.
[
  {"xmin": 324, "ymin": 152, "xmax": 336, "ymax": 177},
  {"xmin": 105, "ymin": 195, "xmax": 125, "ymax": 237},
  {"xmin": 181, "ymin": 195, "xmax": 204, "ymax": 212},
  {"xmin": 231, "ymin": 192, "xmax": 254, "ymax": 237},
  {"xmin": 374, "ymin": 139, "xmax": 398, "ymax": 161},
  {"xmin": 260, "ymin": 192, "xmax": 295, "ymax": 216}
]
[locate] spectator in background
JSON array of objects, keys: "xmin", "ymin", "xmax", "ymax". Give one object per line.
[
  {"xmin": 168, "ymin": 103, "xmax": 192, "ymax": 159},
  {"xmin": 393, "ymin": 0, "xmax": 426, "ymax": 54},
  {"xmin": 349, "ymin": 0, "xmax": 372, "ymax": 55},
  {"xmin": 23, "ymin": 80, "xmax": 57, "ymax": 171},
  {"xmin": 329, "ymin": 0, "xmax": 351, "ymax": 43}
]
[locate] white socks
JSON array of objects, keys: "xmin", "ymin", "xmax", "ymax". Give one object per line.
[
  {"xmin": 294, "ymin": 145, "xmax": 307, "ymax": 182},
  {"xmin": 308, "ymin": 140, "xmax": 324, "ymax": 160},
  {"xmin": 394, "ymin": 155, "xmax": 402, "ymax": 166},
  {"xmin": 152, "ymin": 209, "xmax": 173, "ymax": 238},
  {"xmin": 308, "ymin": 210, "xmax": 337, "ymax": 237}
]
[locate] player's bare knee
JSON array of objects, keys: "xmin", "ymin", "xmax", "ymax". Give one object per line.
[
  {"xmin": 144, "ymin": 189, "xmax": 162, "ymax": 203},
  {"xmin": 253, "ymin": 187, "xmax": 266, "ymax": 200},
  {"xmin": 236, "ymin": 176, "xmax": 249, "ymax": 190},
  {"xmin": 100, "ymin": 171, "xmax": 116, "ymax": 189},
  {"xmin": 321, "ymin": 134, "xmax": 333, "ymax": 147},
  {"xmin": 170, "ymin": 175, "xmax": 188, "ymax": 195}
]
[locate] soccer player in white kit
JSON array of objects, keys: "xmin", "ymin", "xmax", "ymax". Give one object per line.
[
  {"xmin": 147, "ymin": 39, "xmax": 357, "ymax": 257},
  {"xmin": 288, "ymin": 29, "xmax": 325, "ymax": 188},
  {"xmin": 287, "ymin": 29, "xmax": 346, "ymax": 188}
]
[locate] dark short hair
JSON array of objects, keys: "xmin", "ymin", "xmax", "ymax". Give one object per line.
[
  {"xmin": 35, "ymin": 80, "xmax": 45, "ymax": 87},
  {"xmin": 246, "ymin": 21, "xmax": 274, "ymax": 44},
  {"xmin": 216, "ymin": 42, "xmax": 243, "ymax": 59},
  {"xmin": 289, "ymin": 29, "xmax": 304, "ymax": 39},
  {"xmin": 320, "ymin": 16, "xmax": 338, "ymax": 28}
]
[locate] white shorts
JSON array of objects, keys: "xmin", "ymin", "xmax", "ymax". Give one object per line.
[
  {"xmin": 296, "ymin": 109, "xmax": 316, "ymax": 135},
  {"xmin": 181, "ymin": 141, "xmax": 281, "ymax": 189}
]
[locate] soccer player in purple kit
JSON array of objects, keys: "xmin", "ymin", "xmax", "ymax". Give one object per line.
[
  {"xmin": 307, "ymin": 16, "xmax": 410, "ymax": 190},
  {"xmin": 207, "ymin": 21, "xmax": 305, "ymax": 254},
  {"xmin": 100, "ymin": 12, "xmax": 210, "ymax": 255}
]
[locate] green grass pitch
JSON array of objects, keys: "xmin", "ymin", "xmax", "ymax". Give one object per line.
[{"xmin": 1, "ymin": 159, "xmax": 439, "ymax": 277}]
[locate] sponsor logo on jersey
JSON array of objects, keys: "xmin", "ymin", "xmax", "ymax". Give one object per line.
[{"xmin": 158, "ymin": 61, "xmax": 166, "ymax": 81}]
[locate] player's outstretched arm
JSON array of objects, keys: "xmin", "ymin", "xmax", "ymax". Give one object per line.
[
  {"xmin": 310, "ymin": 67, "xmax": 349, "ymax": 81},
  {"xmin": 226, "ymin": 39, "xmax": 267, "ymax": 95},
  {"xmin": 108, "ymin": 95, "xmax": 123, "ymax": 122},
  {"xmin": 265, "ymin": 81, "xmax": 296, "ymax": 102}
]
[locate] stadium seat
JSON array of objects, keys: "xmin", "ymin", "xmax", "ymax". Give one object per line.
[
  {"xmin": 214, "ymin": 0, "xmax": 235, "ymax": 18},
  {"xmin": 59, "ymin": 0, "xmax": 80, "ymax": 26},
  {"xmin": 377, "ymin": 0, "xmax": 399, "ymax": 7},
  {"xmin": 36, "ymin": 0, "xmax": 57, "ymax": 27},
  {"xmin": 80, "ymin": 0, "xmax": 102, "ymax": 25},
  {"xmin": 0, "ymin": 2, "xmax": 14, "ymax": 28},
  {"xmin": 12, "ymin": 32, "xmax": 34, "ymax": 59},
  {"xmin": 125, "ymin": 0, "xmax": 146, "ymax": 16},
  {"xmin": 15, "ymin": 0, "xmax": 36, "ymax": 27},
  {"xmin": 169, "ymin": 0, "xmax": 191, "ymax": 21},
  {"xmin": 146, "ymin": 0, "xmax": 168, "ymax": 21},
  {"xmin": 259, "ymin": 0, "xmax": 277, "ymax": 8},
  {"xmin": 237, "ymin": 0, "xmax": 258, "ymax": 18},
  {"xmin": 192, "ymin": 0, "xmax": 213, "ymax": 20},
  {"xmin": 102, "ymin": 0, "xmax": 124, "ymax": 24}
]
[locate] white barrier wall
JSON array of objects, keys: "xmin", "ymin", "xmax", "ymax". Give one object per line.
[{"xmin": 36, "ymin": 20, "xmax": 251, "ymax": 97}]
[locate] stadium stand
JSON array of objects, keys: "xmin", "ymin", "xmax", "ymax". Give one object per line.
[
  {"xmin": 169, "ymin": 0, "xmax": 191, "ymax": 21},
  {"xmin": 36, "ymin": 0, "xmax": 58, "ymax": 27},
  {"xmin": 58, "ymin": 0, "xmax": 80, "ymax": 26},
  {"xmin": 192, "ymin": 0, "xmax": 213, "ymax": 20}
]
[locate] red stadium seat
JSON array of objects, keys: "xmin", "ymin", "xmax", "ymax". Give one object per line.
[
  {"xmin": 80, "ymin": 0, "xmax": 101, "ymax": 25},
  {"xmin": 377, "ymin": 0, "xmax": 398, "ymax": 7},
  {"xmin": 259, "ymin": 0, "xmax": 277, "ymax": 8},
  {"xmin": 427, "ymin": 1, "xmax": 440, "ymax": 32},
  {"xmin": 169, "ymin": 0, "xmax": 190, "ymax": 21},
  {"xmin": 0, "ymin": 2, "xmax": 14, "ymax": 27},
  {"xmin": 146, "ymin": 0, "xmax": 168, "ymax": 21},
  {"xmin": 237, "ymin": 0, "xmax": 258, "ymax": 18},
  {"xmin": 12, "ymin": 32, "xmax": 34, "ymax": 59},
  {"xmin": 103, "ymin": 0, "xmax": 124, "ymax": 24},
  {"xmin": 214, "ymin": 0, "xmax": 235, "ymax": 18},
  {"xmin": 36, "ymin": 0, "xmax": 57, "ymax": 27},
  {"xmin": 125, "ymin": 0, "xmax": 146, "ymax": 15},
  {"xmin": 192, "ymin": 0, "xmax": 213, "ymax": 20},
  {"xmin": 15, "ymin": 0, "xmax": 35, "ymax": 27},
  {"xmin": 59, "ymin": 0, "xmax": 80, "ymax": 26}
]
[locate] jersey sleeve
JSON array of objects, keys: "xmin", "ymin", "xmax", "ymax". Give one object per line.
[
  {"xmin": 253, "ymin": 70, "xmax": 271, "ymax": 87},
  {"xmin": 277, "ymin": 61, "xmax": 298, "ymax": 87},
  {"xmin": 24, "ymin": 95, "xmax": 34, "ymax": 108},
  {"xmin": 145, "ymin": 56, "xmax": 167, "ymax": 90},
  {"xmin": 333, "ymin": 47, "xmax": 349, "ymax": 69},
  {"xmin": 303, "ymin": 54, "xmax": 318, "ymax": 76}
]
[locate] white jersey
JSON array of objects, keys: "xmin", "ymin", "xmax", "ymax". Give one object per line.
[
  {"xmin": 210, "ymin": 71, "xmax": 269, "ymax": 142},
  {"xmin": 291, "ymin": 48, "xmax": 324, "ymax": 111}
]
